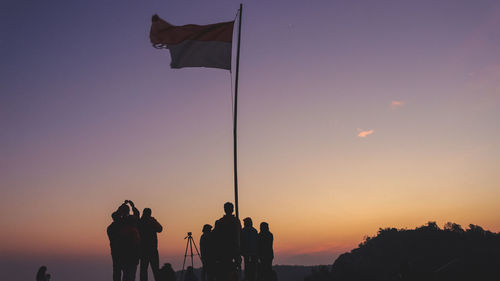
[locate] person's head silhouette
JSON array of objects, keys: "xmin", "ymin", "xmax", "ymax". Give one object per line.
[
  {"xmin": 202, "ymin": 224, "xmax": 212, "ymax": 233},
  {"xmin": 162, "ymin": 263, "xmax": 173, "ymax": 270},
  {"xmin": 160, "ymin": 263, "xmax": 175, "ymax": 281},
  {"xmin": 260, "ymin": 222, "xmax": 269, "ymax": 232},
  {"xmin": 243, "ymin": 217, "xmax": 253, "ymax": 227},
  {"xmin": 111, "ymin": 211, "xmax": 121, "ymax": 222},
  {"xmin": 161, "ymin": 262, "xmax": 174, "ymax": 272},
  {"xmin": 36, "ymin": 266, "xmax": 48, "ymax": 281},
  {"xmin": 186, "ymin": 266, "xmax": 195, "ymax": 276},
  {"xmin": 142, "ymin": 208, "xmax": 152, "ymax": 218},
  {"xmin": 224, "ymin": 202, "xmax": 234, "ymax": 215},
  {"xmin": 118, "ymin": 204, "xmax": 130, "ymax": 216}
]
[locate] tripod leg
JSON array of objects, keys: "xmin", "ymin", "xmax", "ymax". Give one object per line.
[
  {"xmin": 191, "ymin": 237, "xmax": 202, "ymax": 258},
  {"xmin": 189, "ymin": 237, "xmax": 195, "ymax": 268},
  {"xmin": 181, "ymin": 237, "xmax": 190, "ymax": 281}
]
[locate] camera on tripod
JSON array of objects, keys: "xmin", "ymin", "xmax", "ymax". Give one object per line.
[{"xmin": 181, "ymin": 231, "xmax": 201, "ymax": 280}]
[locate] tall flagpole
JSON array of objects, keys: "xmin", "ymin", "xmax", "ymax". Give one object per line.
[{"xmin": 233, "ymin": 3, "xmax": 242, "ymax": 220}]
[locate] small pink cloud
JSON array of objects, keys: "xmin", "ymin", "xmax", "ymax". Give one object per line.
[
  {"xmin": 357, "ymin": 129, "xmax": 374, "ymax": 138},
  {"xmin": 391, "ymin": 100, "xmax": 404, "ymax": 108}
]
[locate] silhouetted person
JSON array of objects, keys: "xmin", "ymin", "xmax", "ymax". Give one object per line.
[
  {"xmin": 36, "ymin": 266, "xmax": 50, "ymax": 281},
  {"xmin": 200, "ymin": 224, "xmax": 215, "ymax": 281},
  {"xmin": 158, "ymin": 263, "xmax": 176, "ymax": 281},
  {"xmin": 139, "ymin": 207, "xmax": 163, "ymax": 281},
  {"xmin": 257, "ymin": 222, "xmax": 273, "ymax": 281},
  {"xmin": 182, "ymin": 266, "xmax": 198, "ymax": 281},
  {"xmin": 108, "ymin": 200, "xmax": 141, "ymax": 281},
  {"xmin": 108, "ymin": 211, "xmax": 125, "ymax": 281},
  {"xmin": 184, "ymin": 266, "xmax": 199, "ymax": 281},
  {"xmin": 241, "ymin": 217, "xmax": 258, "ymax": 281},
  {"xmin": 213, "ymin": 202, "xmax": 242, "ymax": 281}
]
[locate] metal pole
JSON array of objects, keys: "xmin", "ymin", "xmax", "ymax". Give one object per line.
[{"xmin": 233, "ymin": 3, "xmax": 243, "ymax": 220}]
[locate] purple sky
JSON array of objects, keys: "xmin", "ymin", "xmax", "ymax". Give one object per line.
[{"xmin": 1, "ymin": 1, "xmax": 500, "ymax": 280}]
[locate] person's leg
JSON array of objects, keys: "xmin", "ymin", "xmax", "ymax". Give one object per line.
[
  {"xmin": 248, "ymin": 256, "xmax": 257, "ymax": 281},
  {"xmin": 257, "ymin": 258, "xmax": 271, "ymax": 281},
  {"xmin": 263, "ymin": 258, "xmax": 273, "ymax": 281},
  {"xmin": 123, "ymin": 263, "xmax": 138, "ymax": 281},
  {"xmin": 201, "ymin": 260, "xmax": 207, "ymax": 281},
  {"xmin": 243, "ymin": 256, "xmax": 249, "ymax": 281},
  {"xmin": 123, "ymin": 264, "xmax": 131, "ymax": 281},
  {"xmin": 206, "ymin": 260, "xmax": 215, "ymax": 281},
  {"xmin": 140, "ymin": 254, "xmax": 150, "ymax": 281},
  {"xmin": 213, "ymin": 261, "xmax": 221, "ymax": 281},
  {"xmin": 150, "ymin": 249, "xmax": 160, "ymax": 281},
  {"xmin": 112, "ymin": 258, "xmax": 121, "ymax": 281},
  {"xmin": 220, "ymin": 259, "xmax": 233, "ymax": 281},
  {"xmin": 257, "ymin": 260, "xmax": 264, "ymax": 281}
]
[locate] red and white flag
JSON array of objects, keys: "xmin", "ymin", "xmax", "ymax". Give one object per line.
[{"xmin": 150, "ymin": 15, "xmax": 234, "ymax": 70}]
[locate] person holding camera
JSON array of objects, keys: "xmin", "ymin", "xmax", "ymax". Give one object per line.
[
  {"xmin": 108, "ymin": 200, "xmax": 141, "ymax": 281},
  {"xmin": 139, "ymin": 207, "xmax": 163, "ymax": 281}
]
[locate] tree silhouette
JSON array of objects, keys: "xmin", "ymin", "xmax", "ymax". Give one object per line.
[{"xmin": 304, "ymin": 222, "xmax": 500, "ymax": 281}]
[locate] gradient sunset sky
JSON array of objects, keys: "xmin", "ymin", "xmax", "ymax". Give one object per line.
[{"xmin": 1, "ymin": 0, "xmax": 500, "ymax": 280}]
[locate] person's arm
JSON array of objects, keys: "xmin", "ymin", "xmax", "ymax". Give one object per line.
[
  {"xmin": 152, "ymin": 217, "xmax": 163, "ymax": 233},
  {"xmin": 107, "ymin": 225, "xmax": 112, "ymax": 239},
  {"xmin": 128, "ymin": 200, "xmax": 140, "ymax": 217}
]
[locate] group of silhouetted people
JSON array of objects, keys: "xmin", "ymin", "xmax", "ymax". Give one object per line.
[
  {"xmin": 107, "ymin": 200, "xmax": 165, "ymax": 281},
  {"xmin": 107, "ymin": 201, "xmax": 274, "ymax": 281},
  {"xmin": 200, "ymin": 202, "xmax": 275, "ymax": 281}
]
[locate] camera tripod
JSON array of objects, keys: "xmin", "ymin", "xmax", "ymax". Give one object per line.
[{"xmin": 180, "ymin": 232, "xmax": 201, "ymax": 281}]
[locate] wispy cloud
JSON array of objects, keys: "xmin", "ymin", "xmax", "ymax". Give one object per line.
[
  {"xmin": 391, "ymin": 100, "xmax": 404, "ymax": 108},
  {"xmin": 357, "ymin": 129, "xmax": 374, "ymax": 138}
]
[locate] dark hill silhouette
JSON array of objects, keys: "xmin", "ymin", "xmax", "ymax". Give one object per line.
[{"xmin": 305, "ymin": 222, "xmax": 500, "ymax": 281}]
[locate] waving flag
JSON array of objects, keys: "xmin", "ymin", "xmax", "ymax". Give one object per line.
[{"xmin": 150, "ymin": 15, "xmax": 234, "ymax": 70}]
